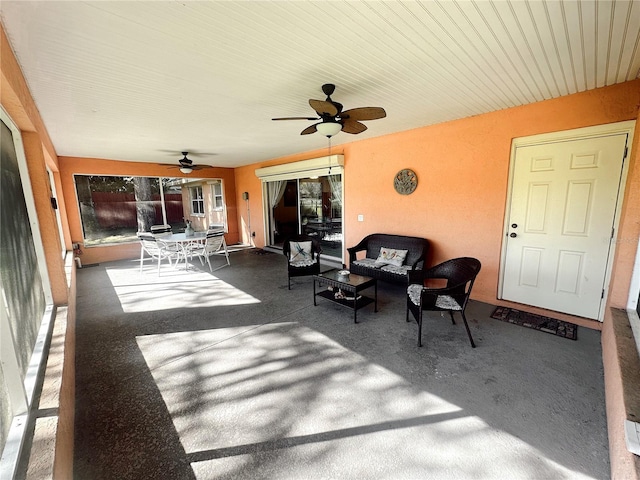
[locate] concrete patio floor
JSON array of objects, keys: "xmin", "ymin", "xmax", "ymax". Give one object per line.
[{"xmin": 73, "ymin": 248, "xmax": 609, "ymax": 479}]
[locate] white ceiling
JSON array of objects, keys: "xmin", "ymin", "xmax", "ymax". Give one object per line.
[{"xmin": 1, "ymin": 1, "xmax": 639, "ymax": 168}]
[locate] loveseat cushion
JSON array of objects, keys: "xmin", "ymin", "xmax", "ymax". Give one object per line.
[
  {"xmin": 380, "ymin": 264, "xmax": 412, "ymax": 276},
  {"xmin": 352, "ymin": 259, "xmax": 411, "ymax": 277},
  {"xmin": 352, "ymin": 258, "xmax": 382, "ymax": 269},
  {"xmin": 375, "ymin": 247, "xmax": 408, "ymax": 267}
]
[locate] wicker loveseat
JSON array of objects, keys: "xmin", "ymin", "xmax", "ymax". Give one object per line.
[{"xmin": 347, "ymin": 233, "xmax": 430, "ymax": 285}]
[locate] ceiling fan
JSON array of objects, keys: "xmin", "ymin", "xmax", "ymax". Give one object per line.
[
  {"xmin": 272, "ymin": 84, "xmax": 386, "ymax": 137},
  {"xmin": 160, "ymin": 152, "xmax": 213, "ymax": 174}
]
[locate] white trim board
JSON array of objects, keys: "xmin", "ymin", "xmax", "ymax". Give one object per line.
[{"xmin": 255, "ymin": 155, "xmax": 344, "ymax": 182}]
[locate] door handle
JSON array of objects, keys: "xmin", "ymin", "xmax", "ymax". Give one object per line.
[{"xmin": 510, "ymin": 232, "xmax": 517, "ymax": 238}]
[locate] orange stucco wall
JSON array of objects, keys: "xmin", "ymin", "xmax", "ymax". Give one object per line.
[
  {"xmin": 2, "ymin": 25, "xmax": 68, "ymax": 304},
  {"xmin": 58, "ymin": 156, "xmax": 239, "ymax": 266},
  {"xmin": 235, "ymin": 80, "xmax": 640, "ymax": 324}
]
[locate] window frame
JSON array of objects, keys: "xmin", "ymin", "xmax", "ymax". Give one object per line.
[
  {"xmin": 190, "ymin": 186, "xmax": 205, "ymax": 215},
  {"xmin": 212, "ymin": 181, "xmax": 224, "ymax": 211}
]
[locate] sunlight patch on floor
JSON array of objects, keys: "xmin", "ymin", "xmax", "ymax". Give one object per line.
[
  {"xmin": 136, "ymin": 321, "xmax": 599, "ymax": 480},
  {"xmin": 136, "ymin": 324, "xmax": 267, "ymax": 372},
  {"xmin": 105, "ymin": 263, "xmax": 260, "ymax": 312}
]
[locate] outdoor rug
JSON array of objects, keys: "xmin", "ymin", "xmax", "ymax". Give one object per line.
[{"xmin": 490, "ymin": 306, "xmax": 578, "ymax": 340}]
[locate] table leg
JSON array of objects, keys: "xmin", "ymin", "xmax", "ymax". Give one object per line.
[
  {"xmin": 181, "ymin": 244, "xmax": 189, "ymax": 270},
  {"xmin": 374, "ymin": 281, "xmax": 378, "ymax": 312},
  {"xmin": 353, "ymin": 292, "xmax": 358, "ymax": 324}
]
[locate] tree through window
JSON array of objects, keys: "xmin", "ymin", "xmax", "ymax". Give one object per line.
[{"xmin": 74, "ymin": 175, "xmax": 184, "ymax": 246}]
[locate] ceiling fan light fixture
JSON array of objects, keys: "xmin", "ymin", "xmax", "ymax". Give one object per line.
[
  {"xmin": 180, "ymin": 166, "xmax": 193, "ymax": 174},
  {"xmin": 316, "ymin": 121, "xmax": 342, "ymax": 137}
]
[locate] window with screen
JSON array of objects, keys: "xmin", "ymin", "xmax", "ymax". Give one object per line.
[
  {"xmin": 0, "ymin": 113, "xmax": 50, "ymax": 470},
  {"xmin": 190, "ymin": 186, "xmax": 204, "ymax": 215}
]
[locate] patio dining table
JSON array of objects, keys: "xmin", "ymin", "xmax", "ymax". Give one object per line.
[{"xmin": 157, "ymin": 232, "xmax": 206, "ymax": 270}]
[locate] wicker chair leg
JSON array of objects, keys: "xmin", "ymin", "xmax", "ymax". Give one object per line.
[
  {"xmin": 288, "ymin": 275, "xmax": 291, "ymax": 290},
  {"xmin": 449, "ymin": 311, "xmax": 456, "ymax": 325},
  {"xmin": 417, "ymin": 310, "xmax": 423, "ymax": 347},
  {"xmin": 461, "ymin": 312, "xmax": 476, "ymax": 348}
]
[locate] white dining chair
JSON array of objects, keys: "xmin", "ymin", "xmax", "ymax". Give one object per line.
[
  {"xmin": 137, "ymin": 232, "xmax": 180, "ymax": 275},
  {"xmin": 190, "ymin": 231, "xmax": 230, "ymax": 272}
]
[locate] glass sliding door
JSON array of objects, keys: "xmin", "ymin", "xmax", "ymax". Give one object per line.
[
  {"xmin": 270, "ymin": 180, "xmax": 299, "ymax": 246},
  {"xmin": 323, "ymin": 174, "xmax": 343, "ymax": 258},
  {"xmin": 266, "ymin": 173, "xmax": 342, "ymax": 261}
]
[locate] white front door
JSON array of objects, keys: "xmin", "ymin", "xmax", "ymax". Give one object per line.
[{"xmin": 501, "ymin": 131, "xmax": 628, "ymax": 319}]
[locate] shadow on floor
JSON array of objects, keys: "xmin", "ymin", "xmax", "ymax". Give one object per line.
[{"xmin": 74, "ymin": 249, "xmax": 609, "ymax": 480}]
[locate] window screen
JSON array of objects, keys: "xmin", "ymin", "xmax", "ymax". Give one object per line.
[{"xmin": 0, "ymin": 118, "xmax": 46, "ymax": 450}]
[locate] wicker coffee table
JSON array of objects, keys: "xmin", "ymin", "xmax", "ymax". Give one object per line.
[{"xmin": 313, "ymin": 269, "xmax": 377, "ymax": 323}]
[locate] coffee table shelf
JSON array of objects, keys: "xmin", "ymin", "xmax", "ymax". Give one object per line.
[{"xmin": 313, "ymin": 270, "xmax": 377, "ymax": 323}]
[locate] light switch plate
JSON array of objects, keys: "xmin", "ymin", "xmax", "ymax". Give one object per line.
[{"xmin": 358, "ymin": 215, "xmax": 364, "ymax": 222}]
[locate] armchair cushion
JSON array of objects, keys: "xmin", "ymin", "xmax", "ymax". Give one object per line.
[
  {"xmin": 407, "ymin": 284, "xmax": 462, "ymax": 310},
  {"xmin": 289, "ymin": 241, "xmax": 312, "ymax": 263},
  {"xmin": 407, "ymin": 284, "xmax": 421, "ymax": 305},
  {"xmin": 290, "ymin": 259, "xmax": 316, "ymax": 268}
]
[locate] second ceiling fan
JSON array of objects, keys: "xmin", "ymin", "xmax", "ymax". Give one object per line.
[
  {"xmin": 159, "ymin": 152, "xmax": 213, "ymax": 174},
  {"xmin": 272, "ymin": 84, "xmax": 386, "ymax": 136}
]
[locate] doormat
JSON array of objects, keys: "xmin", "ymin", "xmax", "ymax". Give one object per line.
[{"xmin": 490, "ymin": 307, "xmax": 578, "ymax": 340}]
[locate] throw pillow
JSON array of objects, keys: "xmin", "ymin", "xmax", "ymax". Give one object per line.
[
  {"xmin": 375, "ymin": 247, "xmax": 408, "ymax": 267},
  {"xmin": 289, "ymin": 241, "xmax": 312, "ymax": 263}
]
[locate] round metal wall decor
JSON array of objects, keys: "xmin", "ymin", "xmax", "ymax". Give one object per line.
[{"xmin": 394, "ymin": 169, "xmax": 418, "ymax": 195}]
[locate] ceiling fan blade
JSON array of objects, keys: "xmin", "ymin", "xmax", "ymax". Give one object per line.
[
  {"xmin": 341, "ymin": 107, "xmax": 386, "ymax": 121},
  {"xmin": 157, "ymin": 161, "xmax": 212, "ymax": 170},
  {"xmin": 158, "ymin": 150, "xmax": 217, "ymax": 157},
  {"xmin": 341, "ymin": 119, "xmax": 368, "ymax": 134},
  {"xmin": 272, "ymin": 116, "xmax": 319, "ymax": 121},
  {"xmin": 309, "ymin": 99, "xmax": 338, "ymax": 117},
  {"xmin": 300, "ymin": 123, "xmax": 318, "ymax": 135}
]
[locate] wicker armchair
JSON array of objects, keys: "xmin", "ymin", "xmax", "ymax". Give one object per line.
[
  {"xmin": 283, "ymin": 235, "xmax": 322, "ymax": 289},
  {"xmin": 406, "ymin": 257, "xmax": 481, "ymax": 347}
]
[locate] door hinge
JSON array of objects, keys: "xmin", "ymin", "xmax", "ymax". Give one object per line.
[
  {"xmin": 611, "ymin": 227, "xmax": 615, "ymax": 239},
  {"xmin": 624, "ymin": 146, "xmax": 629, "ymax": 159},
  {"xmin": 602, "ymin": 289, "xmax": 605, "ymax": 299}
]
